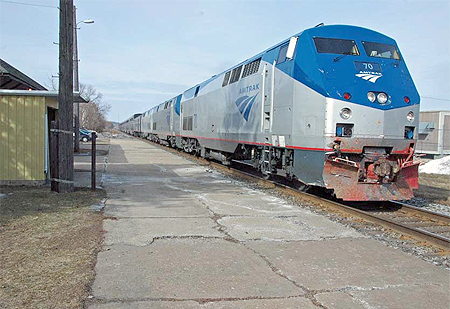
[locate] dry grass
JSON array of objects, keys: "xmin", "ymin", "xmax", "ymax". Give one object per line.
[
  {"xmin": 0, "ymin": 187, "xmax": 105, "ymax": 309},
  {"xmin": 415, "ymin": 173, "xmax": 450, "ymax": 205}
]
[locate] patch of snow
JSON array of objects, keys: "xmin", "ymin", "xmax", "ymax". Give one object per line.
[
  {"xmin": 419, "ymin": 155, "xmax": 450, "ymax": 175},
  {"xmin": 90, "ymin": 198, "xmax": 107, "ymax": 212}
]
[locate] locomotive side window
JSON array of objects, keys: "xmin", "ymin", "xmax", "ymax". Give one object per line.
[
  {"xmin": 242, "ymin": 58, "xmax": 261, "ymax": 78},
  {"xmin": 313, "ymin": 37, "xmax": 359, "ymax": 55},
  {"xmin": 277, "ymin": 44, "xmax": 289, "ymax": 63},
  {"xmin": 183, "ymin": 86, "xmax": 198, "ymax": 100},
  {"xmin": 229, "ymin": 65, "xmax": 243, "ymax": 84},
  {"xmin": 182, "ymin": 116, "xmax": 193, "ymax": 130},
  {"xmin": 222, "ymin": 71, "xmax": 231, "ymax": 87},
  {"xmin": 362, "ymin": 41, "xmax": 401, "ymax": 60}
]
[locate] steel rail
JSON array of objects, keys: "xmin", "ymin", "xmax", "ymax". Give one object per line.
[{"xmin": 390, "ymin": 201, "xmax": 450, "ymax": 224}]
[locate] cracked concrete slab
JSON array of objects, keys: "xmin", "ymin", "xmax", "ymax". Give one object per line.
[
  {"xmin": 89, "ymin": 297, "xmax": 317, "ymax": 309},
  {"xmin": 103, "ymin": 197, "xmax": 211, "ymax": 218},
  {"xmin": 197, "ymin": 192, "xmax": 308, "ymax": 216},
  {"xmin": 203, "ymin": 297, "xmax": 317, "ymax": 308},
  {"xmin": 104, "ymin": 218, "xmax": 223, "ymax": 246},
  {"xmin": 91, "ymin": 238, "xmax": 302, "ymax": 301},
  {"xmin": 89, "ymin": 138, "xmax": 449, "ymax": 308},
  {"xmin": 347, "ymin": 284, "xmax": 450, "ymax": 309},
  {"xmin": 218, "ymin": 214, "xmax": 362, "ymax": 241},
  {"xmin": 247, "ymin": 238, "xmax": 450, "ymax": 290},
  {"xmin": 316, "ymin": 284, "xmax": 450, "ymax": 309},
  {"xmin": 315, "ymin": 291, "xmax": 364, "ymax": 309},
  {"xmin": 172, "ymin": 166, "xmax": 210, "ymax": 176}
]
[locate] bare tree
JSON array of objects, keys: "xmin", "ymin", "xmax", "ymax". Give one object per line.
[
  {"xmin": 46, "ymin": 79, "xmax": 110, "ymax": 132},
  {"xmin": 45, "ymin": 75, "xmax": 59, "ymax": 91},
  {"xmin": 78, "ymin": 83, "xmax": 111, "ymax": 132}
]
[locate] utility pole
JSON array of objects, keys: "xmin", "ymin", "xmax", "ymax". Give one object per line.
[
  {"xmin": 53, "ymin": 0, "xmax": 74, "ymax": 192},
  {"xmin": 73, "ymin": 5, "xmax": 80, "ymax": 152}
]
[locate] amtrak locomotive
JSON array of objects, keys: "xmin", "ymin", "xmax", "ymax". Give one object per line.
[{"xmin": 120, "ymin": 24, "xmax": 420, "ymax": 201}]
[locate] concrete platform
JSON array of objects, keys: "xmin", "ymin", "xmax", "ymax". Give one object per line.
[
  {"xmin": 247, "ymin": 238, "xmax": 448, "ymax": 289},
  {"xmin": 316, "ymin": 285, "xmax": 450, "ymax": 309},
  {"xmin": 88, "ymin": 138, "xmax": 450, "ymax": 308},
  {"xmin": 94, "ymin": 238, "xmax": 302, "ymax": 301}
]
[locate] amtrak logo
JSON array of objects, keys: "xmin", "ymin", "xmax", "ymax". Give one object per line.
[
  {"xmin": 239, "ymin": 83, "xmax": 259, "ymax": 94},
  {"xmin": 235, "ymin": 93, "xmax": 258, "ymax": 121},
  {"xmin": 356, "ymin": 71, "xmax": 382, "ymax": 83}
]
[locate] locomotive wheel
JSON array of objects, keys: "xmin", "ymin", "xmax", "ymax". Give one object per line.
[
  {"xmin": 293, "ymin": 179, "xmax": 309, "ymax": 192},
  {"xmin": 296, "ymin": 183, "xmax": 309, "ymax": 191},
  {"xmin": 262, "ymin": 173, "xmax": 272, "ymax": 180}
]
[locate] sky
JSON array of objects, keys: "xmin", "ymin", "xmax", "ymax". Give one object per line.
[{"xmin": 0, "ymin": 0, "xmax": 449, "ymax": 123}]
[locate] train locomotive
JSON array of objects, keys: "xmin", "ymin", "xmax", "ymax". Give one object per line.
[{"xmin": 120, "ymin": 24, "xmax": 420, "ymax": 201}]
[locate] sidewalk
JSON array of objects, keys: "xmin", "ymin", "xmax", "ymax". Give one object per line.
[{"xmin": 87, "ymin": 137, "xmax": 449, "ymax": 309}]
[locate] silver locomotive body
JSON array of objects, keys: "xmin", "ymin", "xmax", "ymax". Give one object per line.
[{"xmin": 122, "ymin": 25, "xmax": 420, "ymax": 201}]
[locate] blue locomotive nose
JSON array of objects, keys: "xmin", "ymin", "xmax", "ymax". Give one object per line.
[
  {"xmin": 316, "ymin": 51, "xmax": 418, "ymax": 110},
  {"xmin": 290, "ymin": 25, "xmax": 420, "ymax": 111}
]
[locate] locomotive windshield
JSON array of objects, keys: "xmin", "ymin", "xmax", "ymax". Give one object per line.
[
  {"xmin": 362, "ymin": 41, "xmax": 401, "ymax": 60},
  {"xmin": 313, "ymin": 37, "xmax": 359, "ymax": 55}
]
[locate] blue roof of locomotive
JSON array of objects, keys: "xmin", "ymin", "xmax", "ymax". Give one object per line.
[
  {"xmin": 190, "ymin": 24, "xmax": 419, "ymax": 110},
  {"xmin": 288, "ymin": 25, "xmax": 420, "ymax": 110}
]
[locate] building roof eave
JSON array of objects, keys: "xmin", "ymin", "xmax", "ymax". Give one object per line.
[{"xmin": 0, "ymin": 89, "xmax": 89, "ymax": 103}]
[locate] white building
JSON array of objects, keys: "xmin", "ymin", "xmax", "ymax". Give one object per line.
[{"xmin": 416, "ymin": 110, "xmax": 450, "ymax": 158}]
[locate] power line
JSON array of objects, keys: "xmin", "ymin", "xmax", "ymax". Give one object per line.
[
  {"xmin": 420, "ymin": 95, "xmax": 450, "ymax": 102},
  {"xmin": 0, "ymin": 0, "xmax": 57, "ymax": 9}
]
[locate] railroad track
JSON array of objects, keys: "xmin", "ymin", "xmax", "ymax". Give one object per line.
[
  {"xmin": 135, "ymin": 135, "xmax": 450, "ymax": 251},
  {"xmin": 359, "ymin": 202, "xmax": 450, "ymax": 249}
]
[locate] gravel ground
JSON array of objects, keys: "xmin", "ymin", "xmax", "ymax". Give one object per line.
[
  {"xmin": 404, "ymin": 197, "xmax": 450, "ymax": 216},
  {"xmin": 403, "ymin": 172, "xmax": 450, "ymax": 215}
]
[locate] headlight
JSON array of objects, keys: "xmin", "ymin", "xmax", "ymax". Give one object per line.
[
  {"xmin": 377, "ymin": 92, "xmax": 388, "ymax": 104},
  {"xmin": 407, "ymin": 111, "xmax": 414, "ymax": 122},
  {"xmin": 339, "ymin": 108, "xmax": 352, "ymax": 120},
  {"xmin": 367, "ymin": 92, "xmax": 376, "ymax": 103}
]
